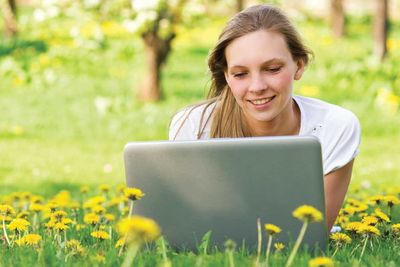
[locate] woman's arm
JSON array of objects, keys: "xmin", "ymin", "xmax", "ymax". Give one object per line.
[{"xmin": 324, "ymin": 159, "xmax": 355, "ymax": 231}]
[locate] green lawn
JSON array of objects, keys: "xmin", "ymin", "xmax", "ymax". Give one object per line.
[{"xmin": 1, "ymin": 12, "xmax": 400, "ymax": 267}]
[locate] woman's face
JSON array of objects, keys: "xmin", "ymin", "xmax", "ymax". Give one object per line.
[{"xmin": 224, "ymin": 30, "xmax": 304, "ymax": 127}]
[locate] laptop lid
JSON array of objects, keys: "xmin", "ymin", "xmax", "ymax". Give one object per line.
[{"xmin": 123, "ymin": 136, "xmax": 328, "ymax": 251}]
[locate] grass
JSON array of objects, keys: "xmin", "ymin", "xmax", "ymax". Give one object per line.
[{"xmin": 0, "ymin": 8, "xmax": 400, "ymax": 266}]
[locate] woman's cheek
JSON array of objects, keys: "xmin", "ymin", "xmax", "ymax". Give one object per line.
[{"xmin": 272, "ymin": 71, "xmax": 293, "ymax": 90}]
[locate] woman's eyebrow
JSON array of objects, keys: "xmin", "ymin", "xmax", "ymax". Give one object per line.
[{"xmin": 229, "ymin": 58, "xmax": 285, "ymax": 69}]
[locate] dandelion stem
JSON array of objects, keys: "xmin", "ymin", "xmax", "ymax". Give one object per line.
[
  {"xmin": 121, "ymin": 242, "xmax": 140, "ymax": 267},
  {"xmin": 228, "ymin": 250, "xmax": 235, "ymax": 267},
  {"xmin": 265, "ymin": 235, "xmax": 272, "ymax": 266},
  {"xmin": 128, "ymin": 200, "xmax": 134, "ymax": 218},
  {"xmin": 118, "ymin": 200, "xmax": 135, "ymax": 257},
  {"xmin": 332, "ymin": 245, "xmax": 339, "ymax": 258},
  {"xmin": 359, "ymin": 236, "xmax": 369, "ymax": 262},
  {"xmin": 256, "ymin": 218, "xmax": 262, "ymax": 266},
  {"xmin": 2, "ymin": 218, "xmax": 11, "ymax": 246},
  {"xmin": 33, "ymin": 213, "xmax": 38, "ymax": 231},
  {"xmin": 285, "ymin": 221, "xmax": 308, "ymax": 267},
  {"xmin": 160, "ymin": 236, "xmax": 168, "ymax": 262}
]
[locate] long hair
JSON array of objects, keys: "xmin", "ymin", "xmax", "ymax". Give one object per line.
[{"xmin": 173, "ymin": 5, "xmax": 313, "ymax": 139}]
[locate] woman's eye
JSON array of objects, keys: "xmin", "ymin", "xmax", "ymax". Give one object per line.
[
  {"xmin": 233, "ymin": 73, "xmax": 247, "ymax": 78},
  {"xmin": 267, "ymin": 67, "xmax": 282, "ymax": 72}
]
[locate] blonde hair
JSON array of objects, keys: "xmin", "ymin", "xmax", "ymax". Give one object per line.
[{"xmin": 173, "ymin": 5, "xmax": 313, "ymax": 140}]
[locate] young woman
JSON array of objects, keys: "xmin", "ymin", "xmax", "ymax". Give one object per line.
[{"xmin": 169, "ymin": 5, "xmax": 361, "ymax": 231}]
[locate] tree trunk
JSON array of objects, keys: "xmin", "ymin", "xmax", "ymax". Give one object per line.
[
  {"xmin": 1, "ymin": 0, "xmax": 18, "ymax": 38},
  {"xmin": 138, "ymin": 32, "xmax": 175, "ymax": 102},
  {"xmin": 374, "ymin": 0, "xmax": 388, "ymax": 61},
  {"xmin": 330, "ymin": 0, "xmax": 345, "ymax": 38},
  {"xmin": 236, "ymin": 0, "xmax": 244, "ymax": 12}
]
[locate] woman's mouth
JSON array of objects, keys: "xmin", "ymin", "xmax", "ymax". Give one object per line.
[{"xmin": 249, "ymin": 96, "xmax": 275, "ymax": 106}]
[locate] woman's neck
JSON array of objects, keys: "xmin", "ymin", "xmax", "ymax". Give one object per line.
[{"xmin": 247, "ymin": 98, "xmax": 301, "ymax": 137}]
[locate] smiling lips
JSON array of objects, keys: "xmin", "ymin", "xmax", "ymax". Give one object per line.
[{"xmin": 249, "ymin": 96, "xmax": 275, "ymax": 105}]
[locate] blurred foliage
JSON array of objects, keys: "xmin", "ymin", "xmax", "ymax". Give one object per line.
[{"xmin": 0, "ymin": 2, "xmax": 399, "ymax": 192}]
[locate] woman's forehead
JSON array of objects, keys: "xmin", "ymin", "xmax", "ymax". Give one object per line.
[{"xmin": 225, "ymin": 30, "xmax": 292, "ymax": 67}]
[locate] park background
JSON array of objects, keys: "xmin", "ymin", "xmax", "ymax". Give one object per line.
[{"xmin": 0, "ymin": 0, "xmax": 399, "ymax": 198}]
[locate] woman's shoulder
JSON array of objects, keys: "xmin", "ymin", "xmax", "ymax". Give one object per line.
[
  {"xmin": 295, "ymin": 95, "xmax": 360, "ymax": 130},
  {"xmin": 295, "ymin": 95, "xmax": 361, "ymax": 174},
  {"xmin": 169, "ymin": 100, "xmax": 216, "ymax": 140}
]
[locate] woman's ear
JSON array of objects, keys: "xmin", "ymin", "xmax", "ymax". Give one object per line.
[
  {"xmin": 224, "ymin": 70, "xmax": 230, "ymax": 86},
  {"xmin": 294, "ymin": 60, "xmax": 305, "ymax": 80}
]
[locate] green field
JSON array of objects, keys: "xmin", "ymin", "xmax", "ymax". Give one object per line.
[{"xmin": 1, "ymin": 9, "xmax": 400, "ymax": 267}]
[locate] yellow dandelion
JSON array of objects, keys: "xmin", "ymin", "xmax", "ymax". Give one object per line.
[
  {"xmin": 361, "ymin": 216, "xmax": 378, "ymax": 226},
  {"xmin": 84, "ymin": 213, "xmax": 100, "ymax": 225},
  {"xmin": 75, "ymin": 224, "xmax": 86, "ymax": 231},
  {"xmin": 80, "ymin": 186, "xmax": 89, "ymax": 194},
  {"xmin": 374, "ymin": 209, "xmax": 390, "ymax": 222},
  {"xmin": 0, "ymin": 204, "xmax": 16, "ymax": 217},
  {"xmin": 352, "ymin": 203, "xmax": 368, "ymax": 213},
  {"xmin": 368, "ymin": 195, "xmax": 385, "ymax": 205},
  {"xmin": 93, "ymin": 253, "xmax": 106, "ymax": 263},
  {"xmin": 292, "ymin": 205, "xmax": 323, "ymax": 222},
  {"xmin": 330, "ymin": 233, "xmax": 352, "ymax": 244},
  {"xmin": 92, "ymin": 205, "xmax": 106, "ymax": 215},
  {"xmin": 264, "ymin": 223, "xmax": 282, "ymax": 235},
  {"xmin": 15, "ymin": 237, "xmax": 26, "ymax": 246},
  {"xmin": 117, "ymin": 184, "xmax": 126, "ymax": 194},
  {"xmin": 23, "ymin": 234, "xmax": 42, "ymax": 246},
  {"xmin": 2, "ymin": 216, "xmax": 12, "ymax": 222},
  {"xmin": 30, "ymin": 195, "xmax": 43, "ymax": 204},
  {"xmin": 392, "ymin": 224, "xmax": 400, "ymax": 234},
  {"xmin": 83, "ymin": 196, "xmax": 106, "ymax": 209},
  {"xmin": 66, "ymin": 239, "xmax": 81, "ymax": 249},
  {"xmin": 99, "ymin": 184, "xmax": 111, "ymax": 193},
  {"xmin": 8, "ymin": 218, "xmax": 30, "ymax": 232},
  {"xmin": 69, "ymin": 201, "xmax": 80, "ymax": 210},
  {"xmin": 124, "ymin": 187, "xmax": 145, "ymax": 201},
  {"xmin": 17, "ymin": 211, "xmax": 30, "ymax": 219},
  {"xmin": 52, "ymin": 210, "xmax": 67, "ymax": 217},
  {"xmin": 45, "ymin": 220, "xmax": 55, "ymax": 229},
  {"xmin": 341, "ymin": 206, "xmax": 356, "ymax": 216},
  {"xmin": 54, "ymin": 222, "xmax": 69, "ymax": 231},
  {"xmin": 61, "ymin": 218, "xmax": 73, "ymax": 225},
  {"xmin": 115, "ymin": 237, "xmax": 124, "ymax": 248},
  {"xmin": 308, "ymin": 256, "xmax": 334, "ymax": 267},
  {"xmin": 344, "ymin": 222, "xmax": 364, "ymax": 233},
  {"xmin": 117, "ymin": 215, "xmax": 161, "ymax": 243},
  {"xmin": 357, "ymin": 225, "xmax": 380, "ymax": 236},
  {"xmin": 30, "ymin": 203, "xmax": 44, "ymax": 212},
  {"xmin": 383, "ymin": 195, "xmax": 400, "ymax": 207},
  {"xmin": 274, "ymin": 242, "xmax": 285, "ymax": 251},
  {"xmin": 91, "ymin": 230, "xmax": 110, "ymax": 240},
  {"xmin": 346, "ymin": 198, "xmax": 363, "ymax": 207},
  {"xmin": 104, "ymin": 213, "xmax": 115, "ymax": 222},
  {"xmin": 46, "ymin": 202, "xmax": 59, "ymax": 212},
  {"xmin": 334, "ymin": 215, "xmax": 349, "ymax": 226}
]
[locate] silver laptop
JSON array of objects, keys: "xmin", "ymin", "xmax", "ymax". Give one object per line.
[{"xmin": 124, "ymin": 136, "xmax": 327, "ymax": 251}]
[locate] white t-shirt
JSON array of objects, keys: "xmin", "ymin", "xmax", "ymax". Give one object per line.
[{"xmin": 169, "ymin": 95, "xmax": 361, "ymax": 175}]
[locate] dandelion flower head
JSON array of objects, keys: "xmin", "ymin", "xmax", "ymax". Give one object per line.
[
  {"xmin": 264, "ymin": 223, "xmax": 282, "ymax": 235},
  {"xmin": 292, "ymin": 205, "xmax": 323, "ymax": 222},
  {"xmin": 117, "ymin": 215, "xmax": 161, "ymax": 243},
  {"xmin": 308, "ymin": 256, "xmax": 334, "ymax": 267},
  {"xmin": 330, "ymin": 233, "xmax": 352, "ymax": 244},
  {"xmin": 124, "ymin": 187, "xmax": 145, "ymax": 201},
  {"xmin": 8, "ymin": 218, "xmax": 30, "ymax": 232}
]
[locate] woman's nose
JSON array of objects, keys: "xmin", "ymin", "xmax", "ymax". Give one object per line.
[{"xmin": 248, "ymin": 74, "xmax": 267, "ymax": 93}]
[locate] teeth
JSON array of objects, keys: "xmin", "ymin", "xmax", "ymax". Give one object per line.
[{"xmin": 251, "ymin": 97, "xmax": 273, "ymax": 105}]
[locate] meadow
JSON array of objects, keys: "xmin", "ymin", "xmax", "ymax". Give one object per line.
[{"xmin": 0, "ymin": 8, "xmax": 400, "ymax": 266}]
